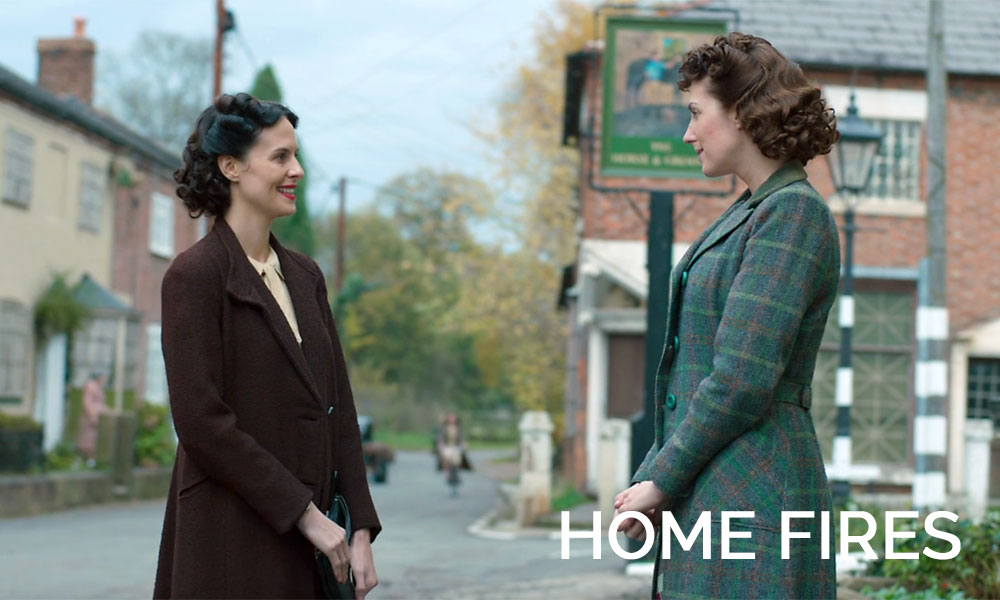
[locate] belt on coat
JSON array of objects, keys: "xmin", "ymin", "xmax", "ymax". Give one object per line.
[{"xmin": 773, "ymin": 379, "xmax": 812, "ymax": 410}]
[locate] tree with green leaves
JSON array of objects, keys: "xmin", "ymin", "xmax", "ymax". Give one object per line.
[
  {"xmin": 249, "ymin": 64, "xmax": 316, "ymax": 256},
  {"xmin": 314, "ymin": 170, "xmax": 498, "ymax": 407}
]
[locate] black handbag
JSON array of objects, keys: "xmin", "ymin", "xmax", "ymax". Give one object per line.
[{"xmin": 316, "ymin": 471, "xmax": 355, "ymax": 599}]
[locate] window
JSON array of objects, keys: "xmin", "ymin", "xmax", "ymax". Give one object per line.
[
  {"xmin": 822, "ymin": 86, "xmax": 926, "ymax": 206},
  {"xmin": 145, "ymin": 323, "xmax": 168, "ymax": 404},
  {"xmin": 78, "ymin": 161, "xmax": 105, "ymax": 232},
  {"xmin": 967, "ymin": 358, "xmax": 1000, "ymax": 430},
  {"xmin": 812, "ymin": 288, "xmax": 915, "ymax": 466},
  {"xmin": 3, "ymin": 128, "xmax": 34, "ymax": 208},
  {"xmin": 867, "ymin": 119, "xmax": 922, "ymax": 202},
  {"xmin": 0, "ymin": 300, "xmax": 31, "ymax": 404},
  {"xmin": 71, "ymin": 317, "xmax": 117, "ymax": 386},
  {"xmin": 150, "ymin": 192, "xmax": 175, "ymax": 258}
]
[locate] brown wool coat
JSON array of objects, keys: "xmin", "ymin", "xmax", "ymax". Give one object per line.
[{"xmin": 153, "ymin": 218, "xmax": 380, "ymax": 599}]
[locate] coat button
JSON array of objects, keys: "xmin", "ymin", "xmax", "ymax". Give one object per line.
[
  {"xmin": 681, "ymin": 270, "xmax": 689, "ymax": 286},
  {"xmin": 666, "ymin": 394, "xmax": 677, "ymax": 410}
]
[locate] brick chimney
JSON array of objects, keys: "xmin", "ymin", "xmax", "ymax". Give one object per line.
[{"xmin": 37, "ymin": 17, "xmax": 95, "ymax": 105}]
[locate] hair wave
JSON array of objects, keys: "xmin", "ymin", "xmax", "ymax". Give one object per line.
[
  {"xmin": 174, "ymin": 93, "xmax": 298, "ymax": 218},
  {"xmin": 678, "ymin": 32, "xmax": 839, "ymax": 163}
]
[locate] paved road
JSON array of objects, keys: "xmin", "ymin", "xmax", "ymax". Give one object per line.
[
  {"xmin": 370, "ymin": 450, "xmax": 646, "ymax": 598},
  {"xmin": 0, "ymin": 450, "xmax": 648, "ymax": 599},
  {"xmin": 0, "ymin": 499, "xmax": 163, "ymax": 598}
]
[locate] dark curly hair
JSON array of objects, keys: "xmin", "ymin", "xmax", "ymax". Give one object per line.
[
  {"xmin": 677, "ymin": 32, "xmax": 839, "ymax": 164},
  {"xmin": 174, "ymin": 93, "xmax": 299, "ymax": 218}
]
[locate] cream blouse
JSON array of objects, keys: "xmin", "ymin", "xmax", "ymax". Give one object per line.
[{"xmin": 246, "ymin": 247, "xmax": 302, "ymax": 344}]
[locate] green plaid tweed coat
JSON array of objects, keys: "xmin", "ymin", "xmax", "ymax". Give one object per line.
[{"xmin": 632, "ymin": 161, "xmax": 839, "ymax": 599}]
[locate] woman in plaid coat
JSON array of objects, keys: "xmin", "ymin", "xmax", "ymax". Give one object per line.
[{"xmin": 615, "ymin": 33, "xmax": 841, "ymax": 599}]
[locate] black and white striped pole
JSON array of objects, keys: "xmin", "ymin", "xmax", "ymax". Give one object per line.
[
  {"xmin": 832, "ymin": 204, "xmax": 856, "ymax": 500},
  {"xmin": 914, "ymin": 0, "xmax": 949, "ymax": 512},
  {"xmin": 914, "ymin": 259, "xmax": 948, "ymax": 510},
  {"xmin": 826, "ymin": 92, "xmax": 884, "ymax": 501}
]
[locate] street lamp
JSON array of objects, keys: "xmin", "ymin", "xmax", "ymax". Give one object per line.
[
  {"xmin": 828, "ymin": 93, "xmax": 885, "ymax": 194},
  {"xmin": 826, "ymin": 92, "xmax": 884, "ymax": 501}
]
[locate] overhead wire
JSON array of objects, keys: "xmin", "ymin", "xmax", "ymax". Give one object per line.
[{"xmin": 297, "ymin": 0, "xmax": 494, "ymax": 112}]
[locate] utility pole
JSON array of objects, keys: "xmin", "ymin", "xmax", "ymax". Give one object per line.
[
  {"xmin": 913, "ymin": 0, "xmax": 949, "ymax": 512},
  {"xmin": 214, "ymin": 0, "xmax": 235, "ymax": 100},
  {"xmin": 336, "ymin": 177, "xmax": 347, "ymax": 294}
]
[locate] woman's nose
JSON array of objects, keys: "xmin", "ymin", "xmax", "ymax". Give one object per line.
[{"xmin": 682, "ymin": 121, "xmax": 695, "ymax": 144}]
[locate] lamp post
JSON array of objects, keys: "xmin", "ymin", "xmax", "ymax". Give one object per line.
[{"xmin": 826, "ymin": 92, "xmax": 884, "ymax": 501}]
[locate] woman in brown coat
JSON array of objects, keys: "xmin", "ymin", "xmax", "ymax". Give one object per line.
[{"xmin": 153, "ymin": 93, "xmax": 380, "ymax": 599}]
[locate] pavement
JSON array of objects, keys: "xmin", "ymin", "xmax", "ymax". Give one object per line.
[{"xmin": 0, "ymin": 447, "xmax": 869, "ymax": 599}]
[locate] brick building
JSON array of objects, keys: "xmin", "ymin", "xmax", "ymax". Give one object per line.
[
  {"xmin": 0, "ymin": 20, "xmax": 202, "ymax": 447},
  {"xmin": 561, "ymin": 0, "xmax": 1000, "ymax": 505}
]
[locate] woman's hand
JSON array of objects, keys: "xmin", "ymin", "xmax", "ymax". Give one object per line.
[
  {"xmin": 296, "ymin": 502, "xmax": 350, "ymax": 583},
  {"xmin": 614, "ymin": 481, "xmax": 667, "ymax": 541},
  {"xmin": 349, "ymin": 529, "xmax": 378, "ymax": 599}
]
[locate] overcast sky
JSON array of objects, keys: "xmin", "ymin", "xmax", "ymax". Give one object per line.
[{"xmin": 1, "ymin": 0, "xmax": 560, "ymax": 216}]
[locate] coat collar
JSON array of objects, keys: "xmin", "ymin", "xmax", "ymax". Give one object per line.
[
  {"xmin": 662, "ymin": 161, "xmax": 809, "ymax": 340},
  {"xmin": 212, "ymin": 217, "xmax": 326, "ymax": 407},
  {"xmin": 246, "ymin": 246, "xmax": 286, "ymax": 282},
  {"xmin": 686, "ymin": 160, "xmax": 807, "ymax": 267},
  {"xmin": 745, "ymin": 160, "xmax": 808, "ymax": 209}
]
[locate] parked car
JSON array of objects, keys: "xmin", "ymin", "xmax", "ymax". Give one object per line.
[{"xmin": 358, "ymin": 415, "xmax": 393, "ymax": 484}]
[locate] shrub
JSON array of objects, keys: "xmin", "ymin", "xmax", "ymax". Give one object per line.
[
  {"xmin": 33, "ymin": 273, "xmax": 89, "ymax": 343},
  {"xmin": 836, "ymin": 500, "xmax": 892, "ymax": 563},
  {"xmin": 44, "ymin": 441, "xmax": 86, "ymax": 472},
  {"xmin": 879, "ymin": 511, "xmax": 1000, "ymax": 599},
  {"xmin": 862, "ymin": 584, "xmax": 969, "ymax": 600},
  {"xmin": 0, "ymin": 414, "xmax": 43, "ymax": 472},
  {"xmin": 134, "ymin": 403, "xmax": 176, "ymax": 467},
  {"xmin": 0, "ymin": 412, "xmax": 43, "ymax": 432}
]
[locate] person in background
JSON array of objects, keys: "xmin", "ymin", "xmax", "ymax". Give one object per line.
[
  {"xmin": 76, "ymin": 372, "xmax": 108, "ymax": 465},
  {"xmin": 153, "ymin": 93, "xmax": 380, "ymax": 599},
  {"xmin": 436, "ymin": 413, "xmax": 468, "ymax": 496}
]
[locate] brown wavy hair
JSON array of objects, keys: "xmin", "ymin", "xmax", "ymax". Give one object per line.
[
  {"xmin": 174, "ymin": 93, "xmax": 298, "ymax": 218},
  {"xmin": 677, "ymin": 32, "xmax": 839, "ymax": 163}
]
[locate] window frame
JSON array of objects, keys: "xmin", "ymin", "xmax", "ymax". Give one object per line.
[
  {"xmin": 0, "ymin": 300, "xmax": 31, "ymax": 404},
  {"xmin": 967, "ymin": 357, "xmax": 1000, "ymax": 430},
  {"xmin": 822, "ymin": 85, "xmax": 927, "ymax": 213},
  {"xmin": 3, "ymin": 128, "xmax": 34, "ymax": 209},
  {"xmin": 144, "ymin": 322, "xmax": 168, "ymax": 404},
  {"xmin": 149, "ymin": 191, "xmax": 175, "ymax": 259},
  {"xmin": 77, "ymin": 161, "xmax": 106, "ymax": 233}
]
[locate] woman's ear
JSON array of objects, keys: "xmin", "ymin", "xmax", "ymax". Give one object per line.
[{"xmin": 217, "ymin": 155, "xmax": 241, "ymax": 182}]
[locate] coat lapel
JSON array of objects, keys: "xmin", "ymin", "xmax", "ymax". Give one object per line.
[
  {"xmin": 270, "ymin": 235, "xmax": 336, "ymax": 400},
  {"xmin": 663, "ymin": 161, "xmax": 810, "ymax": 344},
  {"xmin": 214, "ymin": 219, "xmax": 324, "ymax": 408},
  {"xmin": 685, "ymin": 161, "xmax": 809, "ymax": 268}
]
